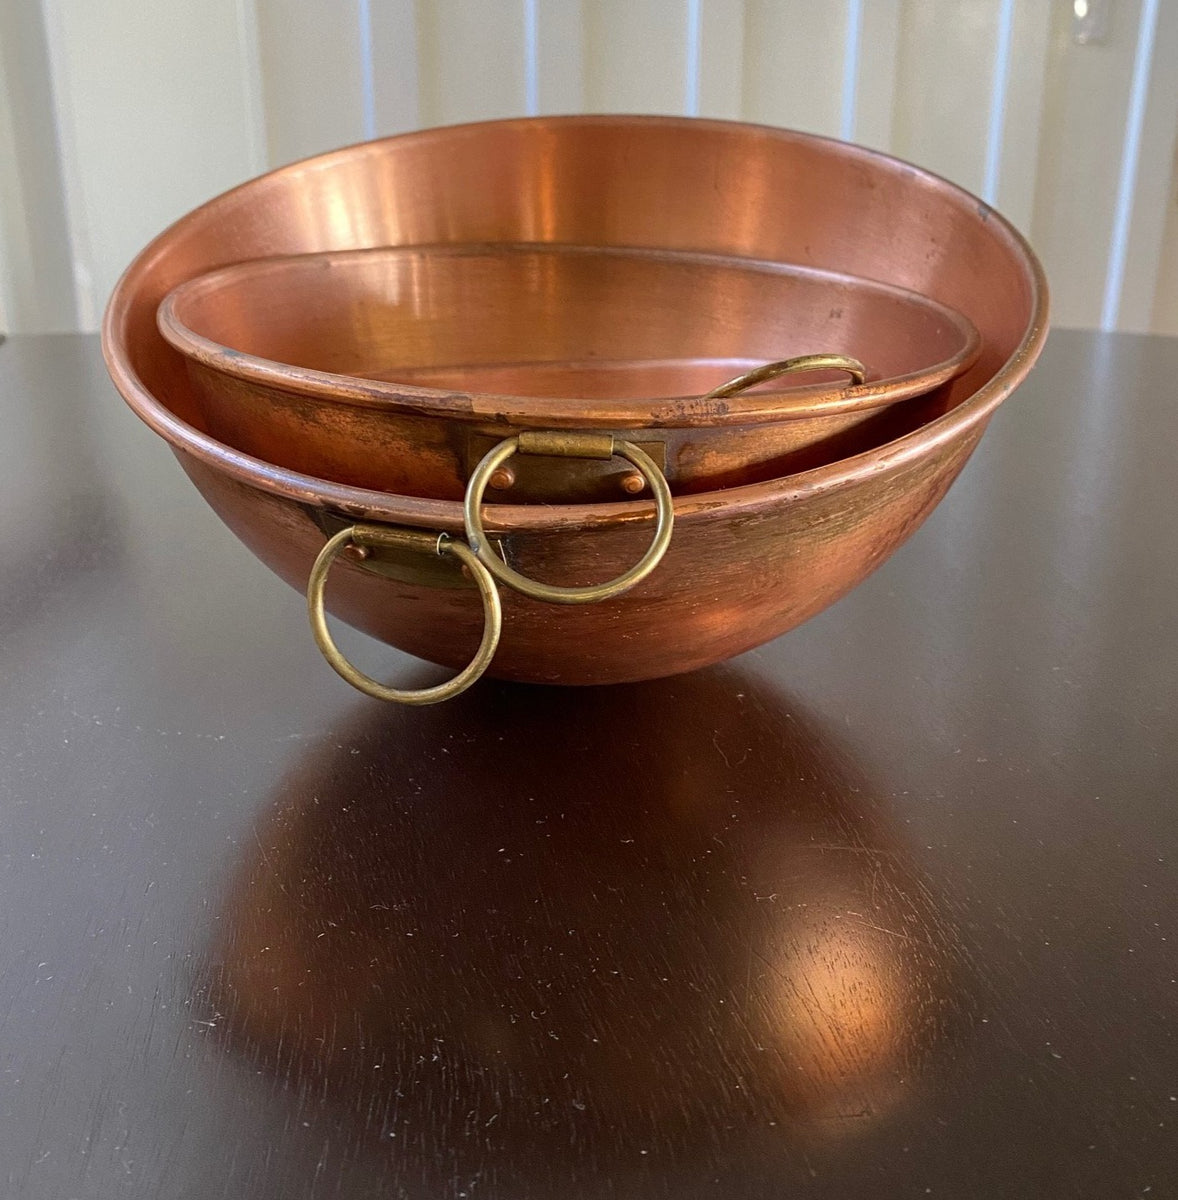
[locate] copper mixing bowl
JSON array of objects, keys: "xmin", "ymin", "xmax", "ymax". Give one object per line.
[
  {"xmin": 158, "ymin": 243, "xmax": 980, "ymax": 500},
  {"xmin": 102, "ymin": 116, "xmax": 1047, "ymax": 695}
]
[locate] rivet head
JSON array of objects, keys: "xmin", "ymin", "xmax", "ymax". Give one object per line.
[
  {"xmin": 343, "ymin": 542, "xmax": 371, "ymax": 561},
  {"xmin": 620, "ymin": 472, "xmax": 646, "ymax": 495},
  {"xmin": 488, "ymin": 466, "xmax": 516, "ymax": 491}
]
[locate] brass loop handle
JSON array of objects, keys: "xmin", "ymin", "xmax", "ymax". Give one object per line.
[
  {"xmin": 464, "ymin": 433, "xmax": 674, "ymax": 606},
  {"xmin": 307, "ymin": 524, "xmax": 502, "ymax": 705},
  {"xmin": 705, "ymin": 353, "xmax": 868, "ymax": 399}
]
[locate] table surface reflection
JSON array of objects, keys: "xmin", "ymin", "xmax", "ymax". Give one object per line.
[{"xmin": 1, "ymin": 331, "xmax": 1175, "ymax": 1199}]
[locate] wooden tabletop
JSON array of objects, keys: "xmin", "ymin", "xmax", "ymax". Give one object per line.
[{"xmin": 1, "ymin": 330, "xmax": 1175, "ymax": 1199}]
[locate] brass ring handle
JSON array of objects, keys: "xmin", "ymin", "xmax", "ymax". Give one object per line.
[
  {"xmin": 307, "ymin": 524, "xmax": 502, "ymax": 705},
  {"xmin": 464, "ymin": 432, "xmax": 674, "ymax": 606},
  {"xmin": 705, "ymin": 353, "xmax": 867, "ymax": 399}
]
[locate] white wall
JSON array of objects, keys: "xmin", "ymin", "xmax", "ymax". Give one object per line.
[{"xmin": 2, "ymin": 0, "xmax": 1177, "ymax": 334}]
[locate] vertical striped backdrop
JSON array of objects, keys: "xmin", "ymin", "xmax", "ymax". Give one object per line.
[{"xmin": 1, "ymin": 0, "xmax": 1176, "ymax": 335}]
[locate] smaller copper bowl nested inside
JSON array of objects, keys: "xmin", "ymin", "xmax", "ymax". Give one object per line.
[{"xmin": 158, "ymin": 244, "xmax": 980, "ymax": 501}]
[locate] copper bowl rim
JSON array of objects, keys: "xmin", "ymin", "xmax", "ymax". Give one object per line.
[
  {"xmin": 155, "ymin": 243, "xmax": 982, "ymax": 427},
  {"xmin": 102, "ymin": 114, "xmax": 1049, "ymax": 535}
]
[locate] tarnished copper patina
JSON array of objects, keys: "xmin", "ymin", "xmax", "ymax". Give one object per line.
[
  {"xmin": 157, "ymin": 244, "xmax": 980, "ymax": 500},
  {"xmin": 102, "ymin": 116, "xmax": 1048, "ymax": 690}
]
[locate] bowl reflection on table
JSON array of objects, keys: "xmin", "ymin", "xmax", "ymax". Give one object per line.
[{"xmin": 199, "ymin": 668, "xmax": 971, "ymax": 1179}]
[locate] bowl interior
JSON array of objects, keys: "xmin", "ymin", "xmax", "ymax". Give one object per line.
[{"xmin": 159, "ymin": 243, "xmax": 979, "ymax": 411}]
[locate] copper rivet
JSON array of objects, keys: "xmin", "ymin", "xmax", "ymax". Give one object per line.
[
  {"xmin": 343, "ymin": 542, "xmax": 371, "ymax": 561},
  {"xmin": 488, "ymin": 467, "xmax": 516, "ymax": 490},
  {"xmin": 621, "ymin": 472, "xmax": 646, "ymax": 495}
]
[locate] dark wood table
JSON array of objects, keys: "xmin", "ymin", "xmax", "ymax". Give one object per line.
[{"xmin": 1, "ymin": 330, "xmax": 1175, "ymax": 1199}]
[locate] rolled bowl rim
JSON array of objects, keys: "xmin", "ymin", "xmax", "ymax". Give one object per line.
[{"xmin": 154, "ymin": 243, "xmax": 982, "ymax": 427}]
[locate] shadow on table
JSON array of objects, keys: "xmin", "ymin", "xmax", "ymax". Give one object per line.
[{"xmin": 197, "ymin": 666, "xmax": 974, "ymax": 1191}]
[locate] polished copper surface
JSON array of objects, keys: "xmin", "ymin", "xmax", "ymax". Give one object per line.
[
  {"xmin": 102, "ymin": 116, "xmax": 1048, "ymax": 686},
  {"xmin": 158, "ymin": 245, "xmax": 980, "ymax": 499}
]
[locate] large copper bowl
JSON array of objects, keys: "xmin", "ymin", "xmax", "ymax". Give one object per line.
[
  {"xmin": 102, "ymin": 116, "xmax": 1047, "ymax": 688},
  {"xmin": 158, "ymin": 243, "xmax": 979, "ymax": 500}
]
